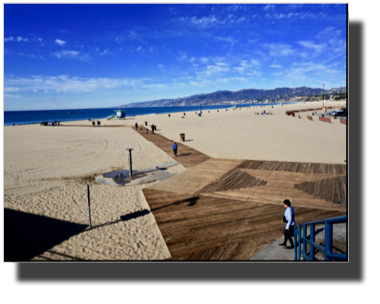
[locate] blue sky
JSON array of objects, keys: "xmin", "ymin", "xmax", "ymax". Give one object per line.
[{"xmin": 4, "ymin": 4, "xmax": 347, "ymax": 111}]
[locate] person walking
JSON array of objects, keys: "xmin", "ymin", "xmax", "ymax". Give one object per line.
[
  {"xmin": 135, "ymin": 122, "xmax": 138, "ymax": 130},
  {"xmin": 279, "ymin": 199, "xmax": 296, "ymax": 249},
  {"xmin": 172, "ymin": 141, "xmax": 178, "ymax": 157}
]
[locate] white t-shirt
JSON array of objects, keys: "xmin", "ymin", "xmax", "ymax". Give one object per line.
[{"xmin": 284, "ymin": 206, "xmax": 296, "ymax": 230}]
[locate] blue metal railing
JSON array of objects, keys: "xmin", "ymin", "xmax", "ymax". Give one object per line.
[{"xmin": 294, "ymin": 215, "xmax": 347, "ymax": 261}]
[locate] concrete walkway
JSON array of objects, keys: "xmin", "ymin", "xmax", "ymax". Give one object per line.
[{"xmin": 252, "ymin": 223, "xmax": 346, "ymax": 260}]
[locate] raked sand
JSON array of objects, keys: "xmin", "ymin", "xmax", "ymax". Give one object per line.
[{"xmin": 4, "ymin": 100, "xmax": 346, "ymax": 260}]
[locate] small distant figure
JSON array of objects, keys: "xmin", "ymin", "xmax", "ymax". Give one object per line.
[
  {"xmin": 146, "ymin": 129, "xmax": 149, "ymax": 134},
  {"xmin": 140, "ymin": 127, "xmax": 142, "ymax": 131},
  {"xmin": 97, "ymin": 121, "xmax": 101, "ymax": 126},
  {"xmin": 13, "ymin": 123, "xmax": 15, "ymax": 126},
  {"xmin": 151, "ymin": 124, "xmax": 154, "ymax": 134},
  {"xmin": 172, "ymin": 141, "xmax": 178, "ymax": 157},
  {"xmin": 135, "ymin": 122, "xmax": 138, "ymax": 130},
  {"xmin": 88, "ymin": 118, "xmax": 91, "ymax": 121}
]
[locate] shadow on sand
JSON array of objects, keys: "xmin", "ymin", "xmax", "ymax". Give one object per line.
[{"xmin": 4, "ymin": 208, "xmax": 88, "ymax": 261}]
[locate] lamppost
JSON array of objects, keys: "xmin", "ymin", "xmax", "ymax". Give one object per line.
[{"xmin": 323, "ymin": 84, "xmax": 325, "ymax": 110}]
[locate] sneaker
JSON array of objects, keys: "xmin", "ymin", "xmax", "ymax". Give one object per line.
[{"xmin": 278, "ymin": 243, "xmax": 286, "ymax": 246}]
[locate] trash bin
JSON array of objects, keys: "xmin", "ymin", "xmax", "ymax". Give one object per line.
[
  {"xmin": 198, "ymin": 113, "xmax": 201, "ymax": 117},
  {"xmin": 180, "ymin": 133, "xmax": 185, "ymax": 142},
  {"xmin": 92, "ymin": 121, "xmax": 95, "ymax": 126},
  {"xmin": 145, "ymin": 121, "xmax": 148, "ymax": 126}
]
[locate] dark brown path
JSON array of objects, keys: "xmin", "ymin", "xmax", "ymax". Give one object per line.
[
  {"xmin": 135, "ymin": 126, "xmax": 210, "ymax": 168},
  {"xmin": 134, "ymin": 127, "xmax": 347, "ymax": 260}
]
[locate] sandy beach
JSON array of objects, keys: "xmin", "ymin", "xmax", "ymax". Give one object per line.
[{"xmin": 4, "ymin": 100, "xmax": 346, "ymax": 260}]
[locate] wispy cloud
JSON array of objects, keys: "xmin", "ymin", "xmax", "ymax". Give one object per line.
[
  {"xmin": 264, "ymin": 4, "xmax": 276, "ymax": 11},
  {"xmin": 4, "ymin": 93, "xmax": 21, "ymax": 98},
  {"xmin": 100, "ymin": 49, "xmax": 109, "ymax": 56},
  {"xmin": 268, "ymin": 43, "xmax": 294, "ymax": 57},
  {"xmin": 116, "ymin": 31, "xmax": 137, "ymax": 43},
  {"xmin": 233, "ymin": 60, "xmax": 261, "ymax": 75},
  {"xmin": 298, "ymin": 41, "xmax": 326, "ymax": 53},
  {"xmin": 18, "ymin": 52, "xmax": 45, "ymax": 60},
  {"xmin": 178, "ymin": 15, "xmax": 220, "ymax": 27},
  {"xmin": 215, "ymin": 36, "xmax": 238, "ymax": 46},
  {"xmin": 51, "ymin": 50, "xmax": 92, "ymax": 61},
  {"xmin": 5, "ymin": 36, "xmax": 28, "ymax": 42},
  {"xmin": 270, "ymin": 64, "xmax": 282, "ymax": 68},
  {"xmin": 55, "ymin": 39, "xmax": 66, "ymax": 46},
  {"xmin": 141, "ymin": 84, "xmax": 167, "ymax": 89},
  {"xmin": 52, "ymin": 50, "xmax": 79, "ymax": 58},
  {"xmin": 4, "ymin": 75, "xmax": 147, "ymax": 93}
]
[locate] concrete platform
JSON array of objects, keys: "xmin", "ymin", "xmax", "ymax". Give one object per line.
[
  {"xmin": 95, "ymin": 161, "xmax": 179, "ymax": 187},
  {"xmin": 251, "ymin": 223, "xmax": 346, "ymax": 260}
]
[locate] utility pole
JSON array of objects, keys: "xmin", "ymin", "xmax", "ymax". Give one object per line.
[{"xmin": 126, "ymin": 148, "xmax": 134, "ymax": 179}]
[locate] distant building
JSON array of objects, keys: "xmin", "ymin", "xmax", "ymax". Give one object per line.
[{"xmin": 115, "ymin": 110, "xmax": 126, "ymax": 119}]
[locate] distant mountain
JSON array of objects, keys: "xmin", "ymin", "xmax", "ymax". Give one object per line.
[{"xmin": 119, "ymin": 86, "xmax": 346, "ymax": 108}]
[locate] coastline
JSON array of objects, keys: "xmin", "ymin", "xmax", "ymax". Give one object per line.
[{"xmin": 4, "ymin": 100, "xmax": 346, "ymax": 260}]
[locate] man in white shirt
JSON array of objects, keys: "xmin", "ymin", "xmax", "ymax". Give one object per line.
[{"xmin": 279, "ymin": 199, "xmax": 296, "ymax": 249}]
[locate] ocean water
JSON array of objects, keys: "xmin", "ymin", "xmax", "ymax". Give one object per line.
[{"xmin": 4, "ymin": 103, "xmax": 294, "ymax": 126}]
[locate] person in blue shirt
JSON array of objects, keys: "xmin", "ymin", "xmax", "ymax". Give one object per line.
[
  {"xmin": 172, "ymin": 142, "xmax": 178, "ymax": 157},
  {"xmin": 279, "ymin": 199, "xmax": 296, "ymax": 249}
]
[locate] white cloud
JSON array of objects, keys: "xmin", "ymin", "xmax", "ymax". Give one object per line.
[
  {"xmin": 100, "ymin": 49, "xmax": 109, "ymax": 56},
  {"xmin": 116, "ymin": 31, "xmax": 137, "ymax": 43},
  {"xmin": 4, "ymin": 93, "xmax": 21, "ymax": 98},
  {"xmin": 189, "ymin": 81, "xmax": 204, "ymax": 87},
  {"xmin": 298, "ymin": 41, "xmax": 326, "ymax": 53},
  {"xmin": 270, "ymin": 64, "xmax": 282, "ymax": 68},
  {"xmin": 178, "ymin": 15, "xmax": 219, "ymax": 27},
  {"xmin": 268, "ymin": 43, "xmax": 294, "ymax": 56},
  {"xmin": 200, "ymin": 57, "xmax": 208, "ymax": 63},
  {"xmin": 233, "ymin": 60, "xmax": 261, "ymax": 75},
  {"xmin": 215, "ymin": 36, "xmax": 238, "ymax": 46},
  {"xmin": 55, "ymin": 39, "xmax": 67, "ymax": 46},
  {"xmin": 264, "ymin": 4, "xmax": 275, "ymax": 10},
  {"xmin": 141, "ymin": 84, "xmax": 167, "ymax": 89},
  {"xmin": 52, "ymin": 50, "xmax": 80, "ymax": 58},
  {"xmin": 5, "ymin": 36, "xmax": 28, "ymax": 42},
  {"xmin": 193, "ymin": 64, "xmax": 198, "ymax": 67},
  {"xmin": 4, "ymin": 75, "xmax": 146, "ymax": 93},
  {"xmin": 136, "ymin": 46, "xmax": 142, "ymax": 51}
]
